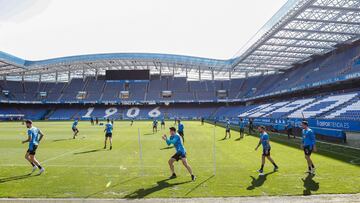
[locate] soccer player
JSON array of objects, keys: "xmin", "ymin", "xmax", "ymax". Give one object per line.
[
  {"xmin": 111, "ymin": 118, "xmax": 114, "ymax": 125},
  {"xmin": 95, "ymin": 117, "xmax": 99, "ymax": 125},
  {"xmin": 162, "ymin": 127, "xmax": 196, "ymax": 181},
  {"xmin": 248, "ymin": 118, "xmax": 255, "ymax": 135},
  {"xmin": 22, "ymin": 120, "xmax": 45, "ymax": 175},
  {"xmin": 301, "ymin": 121, "xmax": 316, "ymax": 174},
  {"xmin": 90, "ymin": 117, "xmax": 94, "ymax": 126},
  {"xmin": 130, "ymin": 118, "xmax": 134, "ymax": 126},
  {"xmin": 104, "ymin": 119, "xmax": 113, "ymax": 150},
  {"xmin": 239, "ymin": 118, "xmax": 245, "ymax": 139},
  {"xmin": 254, "ymin": 126, "xmax": 278, "ymax": 175},
  {"xmin": 152, "ymin": 119, "xmax": 158, "ymax": 133},
  {"xmin": 161, "ymin": 117, "xmax": 165, "ymax": 129},
  {"xmin": 177, "ymin": 120, "xmax": 184, "ymax": 143},
  {"xmin": 72, "ymin": 118, "xmax": 79, "ymax": 139},
  {"xmin": 223, "ymin": 119, "xmax": 231, "ymax": 139},
  {"xmin": 286, "ymin": 118, "xmax": 295, "ymax": 139},
  {"xmin": 201, "ymin": 117, "xmax": 204, "ymax": 125}
]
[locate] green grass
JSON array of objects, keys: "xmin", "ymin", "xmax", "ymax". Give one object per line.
[{"xmin": 0, "ymin": 121, "xmax": 359, "ymax": 198}]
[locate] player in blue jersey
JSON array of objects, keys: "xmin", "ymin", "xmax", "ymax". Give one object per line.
[
  {"xmin": 255, "ymin": 126, "xmax": 278, "ymax": 175},
  {"xmin": 161, "ymin": 117, "xmax": 165, "ymax": 129},
  {"xmin": 286, "ymin": 118, "xmax": 295, "ymax": 139},
  {"xmin": 301, "ymin": 121, "xmax": 316, "ymax": 174},
  {"xmin": 239, "ymin": 118, "xmax": 245, "ymax": 139},
  {"xmin": 152, "ymin": 119, "xmax": 158, "ymax": 133},
  {"xmin": 223, "ymin": 119, "xmax": 231, "ymax": 139},
  {"xmin": 22, "ymin": 120, "xmax": 45, "ymax": 175},
  {"xmin": 104, "ymin": 119, "xmax": 113, "ymax": 150},
  {"xmin": 162, "ymin": 127, "xmax": 196, "ymax": 181},
  {"xmin": 72, "ymin": 118, "xmax": 79, "ymax": 139},
  {"xmin": 177, "ymin": 120, "xmax": 185, "ymax": 143}
]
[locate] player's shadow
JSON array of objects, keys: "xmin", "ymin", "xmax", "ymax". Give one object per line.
[
  {"xmin": 73, "ymin": 149, "xmax": 103, "ymax": 155},
  {"xmin": 52, "ymin": 138, "xmax": 73, "ymax": 142},
  {"xmin": 143, "ymin": 133, "xmax": 154, "ymax": 135},
  {"xmin": 124, "ymin": 178, "xmax": 191, "ymax": 198},
  {"xmin": 86, "ymin": 177, "xmax": 138, "ymax": 198},
  {"xmin": 246, "ymin": 171, "xmax": 275, "ymax": 190},
  {"xmin": 302, "ymin": 173, "xmax": 319, "ymax": 195},
  {"xmin": 0, "ymin": 173, "xmax": 37, "ymax": 183},
  {"xmin": 185, "ymin": 175, "xmax": 214, "ymax": 196},
  {"xmin": 160, "ymin": 146, "xmax": 174, "ymax": 150},
  {"xmin": 235, "ymin": 137, "xmax": 244, "ymax": 141}
]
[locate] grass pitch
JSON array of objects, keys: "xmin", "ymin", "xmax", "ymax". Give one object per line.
[{"xmin": 0, "ymin": 121, "xmax": 359, "ymax": 198}]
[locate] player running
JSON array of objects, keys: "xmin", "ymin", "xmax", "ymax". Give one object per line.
[
  {"xmin": 152, "ymin": 119, "xmax": 158, "ymax": 133},
  {"xmin": 223, "ymin": 119, "xmax": 231, "ymax": 139},
  {"xmin": 22, "ymin": 120, "xmax": 45, "ymax": 175},
  {"xmin": 161, "ymin": 117, "xmax": 165, "ymax": 129},
  {"xmin": 239, "ymin": 118, "xmax": 245, "ymax": 139},
  {"xmin": 301, "ymin": 121, "xmax": 316, "ymax": 174},
  {"xmin": 72, "ymin": 118, "xmax": 79, "ymax": 139},
  {"xmin": 104, "ymin": 119, "xmax": 113, "ymax": 150},
  {"xmin": 254, "ymin": 126, "xmax": 278, "ymax": 175},
  {"xmin": 162, "ymin": 127, "xmax": 196, "ymax": 181},
  {"xmin": 177, "ymin": 119, "xmax": 184, "ymax": 143}
]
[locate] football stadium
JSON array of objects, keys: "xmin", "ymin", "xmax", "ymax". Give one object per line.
[{"xmin": 1, "ymin": 0, "xmax": 360, "ymax": 202}]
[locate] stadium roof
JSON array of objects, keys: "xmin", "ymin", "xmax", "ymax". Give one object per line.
[{"xmin": 1, "ymin": 0, "xmax": 360, "ymax": 81}]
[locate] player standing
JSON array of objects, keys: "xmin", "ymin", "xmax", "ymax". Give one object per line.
[
  {"xmin": 162, "ymin": 127, "xmax": 196, "ymax": 181},
  {"xmin": 223, "ymin": 119, "xmax": 231, "ymax": 139},
  {"xmin": 90, "ymin": 117, "xmax": 94, "ymax": 126},
  {"xmin": 130, "ymin": 118, "xmax": 134, "ymax": 126},
  {"xmin": 104, "ymin": 119, "xmax": 113, "ymax": 150},
  {"xmin": 248, "ymin": 118, "xmax": 255, "ymax": 135},
  {"xmin": 286, "ymin": 118, "xmax": 295, "ymax": 139},
  {"xmin": 72, "ymin": 118, "xmax": 79, "ymax": 139},
  {"xmin": 239, "ymin": 118, "xmax": 245, "ymax": 139},
  {"xmin": 161, "ymin": 117, "xmax": 165, "ymax": 129},
  {"xmin": 301, "ymin": 121, "xmax": 316, "ymax": 174},
  {"xmin": 152, "ymin": 119, "xmax": 158, "ymax": 133},
  {"xmin": 254, "ymin": 126, "xmax": 278, "ymax": 175},
  {"xmin": 201, "ymin": 117, "xmax": 204, "ymax": 125},
  {"xmin": 177, "ymin": 119, "xmax": 184, "ymax": 143},
  {"xmin": 22, "ymin": 120, "xmax": 45, "ymax": 175}
]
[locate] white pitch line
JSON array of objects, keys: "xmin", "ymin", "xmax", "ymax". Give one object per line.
[{"xmin": 42, "ymin": 144, "xmax": 95, "ymax": 163}]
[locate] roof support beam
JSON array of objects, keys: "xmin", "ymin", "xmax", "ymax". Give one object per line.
[
  {"xmin": 282, "ymin": 28, "xmax": 359, "ymax": 36},
  {"xmin": 264, "ymin": 42, "xmax": 331, "ymax": 50},
  {"xmin": 308, "ymin": 5, "xmax": 360, "ymax": 13},
  {"xmin": 294, "ymin": 18, "xmax": 360, "ymax": 26},
  {"xmin": 272, "ymin": 36, "xmax": 339, "ymax": 43}
]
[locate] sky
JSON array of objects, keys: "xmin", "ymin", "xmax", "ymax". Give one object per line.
[{"xmin": 0, "ymin": 0, "xmax": 288, "ymax": 60}]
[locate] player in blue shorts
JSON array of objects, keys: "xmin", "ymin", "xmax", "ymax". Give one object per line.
[
  {"xmin": 72, "ymin": 118, "xmax": 79, "ymax": 139},
  {"xmin": 162, "ymin": 127, "xmax": 196, "ymax": 181},
  {"xmin": 22, "ymin": 120, "xmax": 45, "ymax": 175},
  {"xmin": 301, "ymin": 121, "xmax": 316, "ymax": 174},
  {"xmin": 255, "ymin": 126, "xmax": 278, "ymax": 175},
  {"xmin": 152, "ymin": 119, "xmax": 158, "ymax": 133},
  {"xmin": 104, "ymin": 119, "xmax": 113, "ymax": 150},
  {"xmin": 177, "ymin": 119, "xmax": 185, "ymax": 143}
]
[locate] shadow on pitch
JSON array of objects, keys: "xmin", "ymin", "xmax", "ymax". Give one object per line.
[
  {"xmin": 302, "ymin": 173, "xmax": 319, "ymax": 195},
  {"xmin": 247, "ymin": 171, "xmax": 275, "ymax": 190},
  {"xmin": 73, "ymin": 149, "xmax": 103, "ymax": 155},
  {"xmin": 124, "ymin": 178, "xmax": 192, "ymax": 198},
  {"xmin": 52, "ymin": 138, "xmax": 73, "ymax": 142},
  {"xmin": 185, "ymin": 175, "xmax": 214, "ymax": 196},
  {"xmin": 86, "ymin": 177, "xmax": 138, "ymax": 198},
  {"xmin": 0, "ymin": 173, "xmax": 39, "ymax": 183},
  {"xmin": 160, "ymin": 146, "xmax": 174, "ymax": 150}
]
